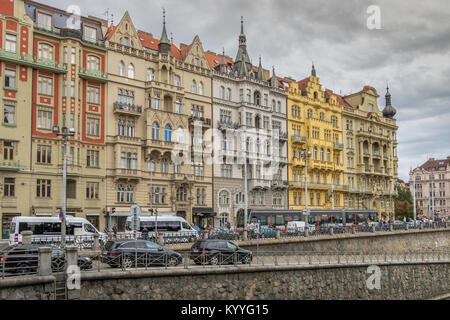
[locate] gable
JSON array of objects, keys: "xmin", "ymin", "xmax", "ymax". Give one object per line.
[
  {"xmin": 107, "ymin": 11, "xmax": 143, "ymax": 50},
  {"xmin": 183, "ymin": 35, "xmax": 209, "ymax": 67}
]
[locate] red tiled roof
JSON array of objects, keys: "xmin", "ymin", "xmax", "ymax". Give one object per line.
[
  {"xmin": 105, "ymin": 25, "xmax": 116, "ymax": 40},
  {"xmin": 297, "ymin": 77, "xmax": 310, "ymax": 90},
  {"xmin": 333, "ymin": 93, "xmax": 351, "ymax": 107},
  {"xmin": 137, "ymin": 31, "xmax": 181, "ymax": 60},
  {"xmin": 419, "ymin": 158, "xmax": 450, "ymax": 171},
  {"xmin": 204, "ymin": 51, "xmax": 234, "ymax": 69},
  {"xmin": 180, "ymin": 44, "xmax": 191, "ymax": 60}
]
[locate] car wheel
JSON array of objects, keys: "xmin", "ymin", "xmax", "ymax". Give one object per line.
[
  {"xmin": 242, "ymin": 255, "xmax": 251, "ymax": 264},
  {"xmin": 209, "ymin": 255, "xmax": 219, "ymax": 265},
  {"xmin": 121, "ymin": 256, "xmax": 133, "ymax": 269},
  {"xmin": 168, "ymin": 255, "xmax": 180, "ymax": 266}
]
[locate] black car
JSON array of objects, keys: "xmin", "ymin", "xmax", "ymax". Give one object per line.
[
  {"xmin": 100, "ymin": 239, "xmax": 182, "ymax": 268},
  {"xmin": 190, "ymin": 239, "xmax": 252, "ymax": 265},
  {"xmin": 0, "ymin": 245, "xmax": 92, "ymax": 275}
]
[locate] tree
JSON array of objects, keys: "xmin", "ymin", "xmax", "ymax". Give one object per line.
[{"xmin": 395, "ymin": 186, "xmax": 414, "ymax": 220}]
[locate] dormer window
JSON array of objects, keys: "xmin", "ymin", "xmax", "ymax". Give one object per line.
[
  {"xmin": 84, "ymin": 26, "xmax": 97, "ymax": 42},
  {"xmin": 37, "ymin": 12, "xmax": 52, "ymax": 30}
]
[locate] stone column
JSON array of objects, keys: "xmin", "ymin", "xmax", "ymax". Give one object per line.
[
  {"xmin": 38, "ymin": 247, "xmax": 52, "ymax": 276},
  {"xmin": 275, "ymin": 229, "xmax": 281, "ymax": 239},
  {"xmin": 158, "ymin": 233, "xmax": 164, "ymax": 245},
  {"xmin": 21, "ymin": 231, "xmax": 32, "ymax": 245},
  {"xmin": 389, "ymin": 224, "xmax": 393, "ymax": 232},
  {"xmin": 330, "ymin": 227, "xmax": 334, "ymax": 236},
  {"xmin": 405, "ymin": 223, "xmax": 409, "ymax": 230},
  {"xmin": 371, "ymin": 225, "xmax": 376, "ymax": 233},
  {"xmin": 65, "ymin": 246, "xmax": 78, "ymax": 272},
  {"xmin": 351, "ymin": 226, "xmax": 356, "ymax": 234},
  {"xmin": 65, "ymin": 246, "xmax": 80, "ymax": 300},
  {"xmin": 243, "ymin": 230, "xmax": 248, "ymax": 241}
]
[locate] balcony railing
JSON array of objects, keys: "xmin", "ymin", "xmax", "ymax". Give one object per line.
[
  {"xmin": 0, "ymin": 48, "xmax": 67, "ymax": 73},
  {"xmin": 113, "ymin": 102, "xmax": 142, "ymax": 115},
  {"xmin": 291, "ymin": 135, "xmax": 307, "ymax": 143},
  {"xmin": 373, "ymin": 151, "xmax": 381, "ymax": 157},
  {"xmin": 79, "ymin": 67, "xmax": 108, "ymax": 82},
  {"xmin": 363, "ymin": 150, "xmax": 370, "ymax": 155},
  {"xmin": 189, "ymin": 117, "xmax": 211, "ymax": 126},
  {"xmin": 217, "ymin": 120, "xmax": 239, "ymax": 130},
  {"xmin": 350, "ymin": 188, "xmax": 361, "ymax": 193},
  {"xmin": 333, "ymin": 142, "xmax": 344, "ymax": 149},
  {"xmin": 248, "ymin": 179, "xmax": 271, "ymax": 190},
  {"xmin": 0, "ymin": 159, "xmax": 20, "ymax": 171},
  {"xmin": 34, "ymin": 23, "xmax": 106, "ymax": 48}
]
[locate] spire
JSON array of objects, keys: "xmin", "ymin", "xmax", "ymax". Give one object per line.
[
  {"xmin": 158, "ymin": 8, "xmax": 171, "ymax": 55},
  {"xmin": 233, "ymin": 16, "xmax": 252, "ymax": 77},
  {"xmin": 382, "ymin": 83, "xmax": 397, "ymax": 119},
  {"xmin": 219, "ymin": 47, "xmax": 227, "ymax": 73},
  {"xmin": 311, "ymin": 62, "xmax": 316, "ymax": 77},
  {"xmin": 270, "ymin": 65, "xmax": 278, "ymax": 88},
  {"xmin": 256, "ymin": 56, "xmax": 264, "ymax": 81}
]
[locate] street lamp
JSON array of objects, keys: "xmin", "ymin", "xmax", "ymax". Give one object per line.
[
  {"xmin": 52, "ymin": 125, "xmax": 75, "ymax": 247},
  {"xmin": 300, "ymin": 149, "xmax": 312, "ymax": 226}
]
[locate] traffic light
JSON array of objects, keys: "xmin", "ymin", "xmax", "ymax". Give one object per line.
[
  {"xmin": 149, "ymin": 208, "xmax": 154, "ymax": 215},
  {"xmin": 111, "ymin": 207, "xmax": 116, "ymax": 215}
]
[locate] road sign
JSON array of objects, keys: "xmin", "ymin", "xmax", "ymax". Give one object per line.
[{"xmin": 130, "ymin": 204, "xmax": 141, "ymax": 231}]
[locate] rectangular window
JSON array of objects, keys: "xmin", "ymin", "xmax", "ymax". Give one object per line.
[
  {"xmin": 63, "ymin": 46, "xmax": 68, "ymax": 64},
  {"xmin": 70, "ymin": 80, "xmax": 75, "ymax": 97},
  {"xmin": 37, "ymin": 110, "xmax": 52, "ymax": 129},
  {"xmin": 84, "ymin": 26, "xmax": 97, "ymax": 42},
  {"xmin": 239, "ymin": 89, "xmax": 244, "ymax": 102},
  {"xmin": 4, "ymin": 178, "xmax": 15, "ymax": 197},
  {"xmin": 5, "ymin": 34, "xmax": 17, "ymax": 52},
  {"xmin": 71, "ymin": 47, "xmax": 76, "ymax": 64},
  {"xmin": 37, "ymin": 12, "xmax": 52, "ymax": 30},
  {"xmin": 36, "ymin": 145, "xmax": 51, "ymax": 164},
  {"xmin": 86, "ymin": 182, "xmax": 99, "ymax": 199},
  {"xmin": 86, "ymin": 150, "xmax": 99, "ymax": 168},
  {"xmin": 38, "ymin": 76, "xmax": 53, "ymax": 96},
  {"xmin": 36, "ymin": 179, "xmax": 51, "ymax": 198},
  {"xmin": 3, "ymin": 105, "xmax": 15, "ymax": 125},
  {"xmin": 246, "ymin": 112, "xmax": 252, "ymax": 126},
  {"xmin": 5, "ymin": 69, "xmax": 16, "ymax": 89},
  {"xmin": 87, "ymin": 86, "xmax": 100, "ymax": 104},
  {"xmin": 86, "ymin": 117, "xmax": 100, "ymax": 136},
  {"xmin": 3, "ymin": 141, "xmax": 14, "ymax": 160}
]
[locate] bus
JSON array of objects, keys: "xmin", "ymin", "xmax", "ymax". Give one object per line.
[
  {"xmin": 9, "ymin": 216, "xmax": 106, "ymax": 246},
  {"xmin": 237, "ymin": 209, "xmax": 378, "ymax": 231},
  {"xmin": 125, "ymin": 214, "xmax": 199, "ymax": 242}
]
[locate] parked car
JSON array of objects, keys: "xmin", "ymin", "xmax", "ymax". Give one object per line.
[
  {"xmin": 208, "ymin": 227, "xmax": 240, "ymax": 240},
  {"xmin": 100, "ymin": 239, "xmax": 182, "ymax": 268},
  {"xmin": 0, "ymin": 244, "xmax": 92, "ymax": 275},
  {"xmin": 190, "ymin": 239, "xmax": 252, "ymax": 265}
]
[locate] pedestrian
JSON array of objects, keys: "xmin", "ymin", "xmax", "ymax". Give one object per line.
[
  {"xmin": 104, "ymin": 226, "xmax": 109, "ymax": 237},
  {"xmin": 141, "ymin": 226, "xmax": 149, "ymax": 240},
  {"xmin": 112, "ymin": 223, "xmax": 118, "ymax": 239},
  {"xmin": 227, "ymin": 221, "xmax": 231, "ymax": 230}
]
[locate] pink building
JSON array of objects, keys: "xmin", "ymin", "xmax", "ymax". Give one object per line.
[{"xmin": 409, "ymin": 157, "xmax": 450, "ymax": 218}]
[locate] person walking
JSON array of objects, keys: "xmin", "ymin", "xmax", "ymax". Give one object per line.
[
  {"xmin": 112, "ymin": 223, "xmax": 118, "ymax": 239},
  {"xmin": 227, "ymin": 221, "xmax": 231, "ymax": 230},
  {"xmin": 141, "ymin": 226, "xmax": 149, "ymax": 240}
]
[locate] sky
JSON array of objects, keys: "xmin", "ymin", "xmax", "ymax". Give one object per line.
[{"xmin": 44, "ymin": 0, "xmax": 450, "ymax": 181}]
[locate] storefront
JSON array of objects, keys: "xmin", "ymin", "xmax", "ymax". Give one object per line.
[
  {"xmin": 192, "ymin": 208, "xmax": 216, "ymax": 229},
  {"xmin": 2, "ymin": 213, "xmax": 21, "ymax": 240}
]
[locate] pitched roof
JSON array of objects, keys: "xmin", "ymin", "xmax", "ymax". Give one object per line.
[
  {"xmin": 137, "ymin": 31, "xmax": 182, "ymax": 60},
  {"xmin": 418, "ymin": 158, "xmax": 450, "ymax": 171},
  {"xmin": 297, "ymin": 77, "xmax": 310, "ymax": 90},
  {"xmin": 105, "ymin": 25, "xmax": 116, "ymax": 40}
]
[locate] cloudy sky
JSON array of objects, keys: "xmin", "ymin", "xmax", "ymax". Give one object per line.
[{"xmin": 45, "ymin": 0, "xmax": 450, "ymax": 181}]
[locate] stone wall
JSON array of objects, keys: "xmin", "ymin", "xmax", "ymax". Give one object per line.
[
  {"xmin": 77, "ymin": 261, "xmax": 449, "ymax": 300},
  {"xmin": 0, "ymin": 276, "xmax": 55, "ymax": 300}
]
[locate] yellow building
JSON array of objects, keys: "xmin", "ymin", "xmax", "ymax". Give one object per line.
[{"xmin": 287, "ymin": 66, "xmax": 346, "ymax": 210}]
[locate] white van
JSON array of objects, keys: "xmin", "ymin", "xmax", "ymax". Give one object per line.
[
  {"xmin": 286, "ymin": 221, "xmax": 306, "ymax": 232},
  {"xmin": 125, "ymin": 214, "xmax": 199, "ymax": 242},
  {"xmin": 9, "ymin": 216, "xmax": 106, "ymax": 247}
]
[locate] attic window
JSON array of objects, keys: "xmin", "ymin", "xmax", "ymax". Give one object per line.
[
  {"xmin": 140, "ymin": 37, "xmax": 144, "ymax": 41},
  {"xmin": 150, "ymin": 40, "xmax": 154, "ymax": 44}
]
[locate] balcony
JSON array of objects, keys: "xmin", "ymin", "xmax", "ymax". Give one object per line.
[
  {"xmin": 0, "ymin": 159, "xmax": 20, "ymax": 171},
  {"xmin": 113, "ymin": 168, "xmax": 141, "ymax": 181},
  {"xmin": 373, "ymin": 150, "xmax": 381, "ymax": 157},
  {"xmin": 333, "ymin": 142, "xmax": 344, "ymax": 149},
  {"xmin": 0, "ymin": 48, "xmax": 67, "ymax": 73},
  {"xmin": 113, "ymin": 102, "xmax": 142, "ymax": 116},
  {"xmin": 34, "ymin": 24, "xmax": 106, "ymax": 48},
  {"xmin": 217, "ymin": 120, "xmax": 239, "ymax": 130},
  {"xmin": 189, "ymin": 117, "xmax": 211, "ymax": 127},
  {"xmin": 289, "ymin": 181, "xmax": 303, "ymax": 188},
  {"xmin": 248, "ymin": 179, "xmax": 271, "ymax": 190},
  {"xmin": 271, "ymin": 179, "xmax": 289, "ymax": 189},
  {"xmin": 145, "ymin": 80, "xmax": 184, "ymax": 94},
  {"xmin": 291, "ymin": 135, "xmax": 307, "ymax": 144},
  {"xmin": 363, "ymin": 150, "xmax": 370, "ymax": 156},
  {"xmin": 79, "ymin": 67, "xmax": 108, "ymax": 83},
  {"xmin": 278, "ymin": 132, "xmax": 288, "ymax": 141},
  {"xmin": 350, "ymin": 188, "xmax": 361, "ymax": 193}
]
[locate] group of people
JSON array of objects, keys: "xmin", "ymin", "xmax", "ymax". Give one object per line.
[{"xmin": 103, "ymin": 224, "xmax": 118, "ymax": 238}]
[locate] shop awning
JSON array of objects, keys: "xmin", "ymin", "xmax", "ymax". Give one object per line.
[{"xmin": 192, "ymin": 208, "xmax": 216, "ymax": 217}]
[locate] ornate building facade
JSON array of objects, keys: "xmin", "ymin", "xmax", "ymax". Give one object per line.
[
  {"xmin": 342, "ymin": 86, "xmax": 398, "ymax": 221},
  {"xmin": 287, "ymin": 66, "xmax": 346, "ymax": 211},
  {"xmin": 0, "ymin": 0, "xmax": 107, "ymax": 238},
  {"xmin": 209, "ymin": 19, "xmax": 288, "ymax": 227},
  {"xmin": 104, "ymin": 11, "xmax": 214, "ymax": 230},
  {"xmin": 409, "ymin": 157, "xmax": 450, "ymax": 218}
]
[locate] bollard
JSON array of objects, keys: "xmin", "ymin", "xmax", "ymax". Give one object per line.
[
  {"xmin": 93, "ymin": 233, "xmax": 100, "ymax": 251},
  {"xmin": 330, "ymin": 227, "xmax": 334, "ymax": 236},
  {"xmin": 405, "ymin": 223, "xmax": 409, "ymax": 230},
  {"xmin": 389, "ymin": 224, "xmax": 393, "ymax": 232},
  {"xmin": 275, "ymin": 229, "xmax": 281, "ymax": 239},
  {"xmin": 371, "ymin": 225, "xmax": 376, "ymax": 233},
  {"xmin": 21, "ymin": 231, "xmax": 33, "ymax": 245},
  {"xmin": 419, "ymin": 223, "xmax": 424, "ymax": 230},
  {"xmin": 351, "ymin": 226, "xmax": 356, "ymax": 234},
  {"xmin": 243, "ymin": 230, "xmax": 248, "ymax": 241},
  {"xmin": 304, "ymin": 228, "xmax": 309, "ymax": 237},
  {"xmin": 38, "ymin": 247, "xmax": 53, "ymax": 276},
  {"xmin": 158, "ymin": 234, "xmax": 164, "ymax": 246},
  {"xmin": 432, "ymin": 222, "xmax": 437, "ymax": 229}
]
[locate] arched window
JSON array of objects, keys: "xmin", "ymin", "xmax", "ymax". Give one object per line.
[
  {"xmin": 152, "ymin": 122, "xmax": 160, "ymax": 140},
  {"xmin": 277, "ymin": 101, "xmax": 281, "ymax": 112},
  {"xmin": 271, "ymin": 100, "xmax": 276, "ymax": 111},
  {"xmin": 256, "ymin": 138, "xmax": 261, "ymax": 153},
  {"xmin": 174, "ymin": 75, "xmax": 180, "ymax": 86},
  {"xmin": 219, "ymin": 190, "xmax": 230, "ymax": 205},
  {"xmin": 147, "ymin": 68, "xmax": 155, "ymax": 81},
  {"xmin": 307, "ymin": 109, "xmax": 313, "ymax": 118},
  {"xmin": 177, "ymin": 127, "xmax": 184, "ymax": 143},
  {"xmin": 254, "ymin": 91, "xmax": 261, "ymax": 105},
  {"xmin": 319, "ymin": 112, "xmax": 325, "ymax": 120},
  {"xmin": 38, "ymin": 43, "xmax": 54, "ymax": 60},
  {"xmin": 154, "ymin": 187, "xmax": 160, "ymax": 204},
  {"xmin": 128, "ymin": 63, "xmax": 134, "ymax": 78},
  {"xmin": 126, "ymin": 186, "xmax": 134, "ymax": 202},
  {"xmin": 226, "ymin": 88, "xmax": 231, "ymax": 101},
  {"xmin": 117, "ymin": 185, "xmax": 124, "ymax": 202},
  {"xmin": 313, "ymin": 147, "xmax": 318, "ymax": 160},
  {"xmin": 118, "ymin": 61, "xmax": 125, "ymax": 76},
  {"xmin": 219, "ymin": 86, "xmax": 225, "ymax": 99},
  {"xmin": 118, "ymin": 120, "xmax": 125, "ymax": 136},
  {"xmin": 164, "ymin": 124, "xmax": 172, "ymax": 142},
  {"xmin": 87, "ymin": 55, "xmax": 100, "ymax": 71},
  {"xmin": 327, "ymin": 149, "xmax": 331, "ymax": 162},
  {"xmin": 320, "ymin": 148, "xmax": 324, "ymax": 161},
  {"xmin": 199, "ymin": 82, "xmax": 204, "ymax": 95},
  {"xmin": 154, "ymin": 94, "xmax": 160, "ymax": 110},
  {"xmin": 191, "ymin": 80, "xmax": 196, "ymax": 94},
  {"xmin": 161, "ymin": 158, "xmax": 168, "ymax": 173},
  {"xmin": 175, "ymin": 99, "xmax": 182, "ymax": 114}
]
